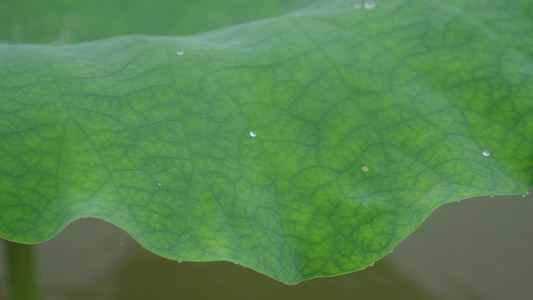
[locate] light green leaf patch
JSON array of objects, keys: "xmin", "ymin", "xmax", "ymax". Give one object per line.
[{"xmin": 1, "ymin": 0, "xmax": 532, "ymax": 284}]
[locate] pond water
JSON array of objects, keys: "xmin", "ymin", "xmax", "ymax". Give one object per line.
[{"xmin": 1, "ymin": 193, "xmax": 532, "ymax": 299}]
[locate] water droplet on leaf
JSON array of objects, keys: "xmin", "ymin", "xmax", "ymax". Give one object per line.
[
  {"xmin": 362, "ymin": 166, "xmax": 369, "ymax": 172},
  {"xmin": 364, "ymin": 1, "xmax": 376, "ymax": 10},
  {"xmin": 178, "ymin": 258, "xmax": 183, "ymax": 263},
  {"xmin": 249, "ymin": 130, "xmax": 257, "ymax": 137},
  {"xmin": 177, "ymin": 50, "xmax": 184, "ymax": 56},
  {"xmin": 482, "ymin": 150, "xmax": 491, "ymax": 157}
]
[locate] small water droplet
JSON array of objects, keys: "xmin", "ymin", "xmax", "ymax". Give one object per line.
[
  {"xmin": 120, "ymin": 243, "xmax": 124, "ymax": 246},
  {"xmin": 157, "ymin": 182, "xmax": 162, "ymax": 187},
  {"xmin": 490, "ymin": 195, "xmax": 494, "ymax": 198},
  {"xmin": 390, "ymin": 249, "xmax": 394, "ymax": 253},
  {"xmin": 177, "ymin": 50, "xmax": 184, "ymax": 56},
  {"xmin": 482, "ymin": 150, "xmax": 491, "ymax": 157},
  {"xmin": 178, "ymin": 258, "xmax": 183, "ymax": 263},
  {"xmin": 369, "ymin": 263, "xmax": 375, "ymax": 267},
  {"xmin": 362, "ymin": 165, "xmax": 369, "ymax": 172},
  {"xmin": 457, "ymin": 200, "xmax": 461, "ymax": 203},
  {"xmin": 354, "ymin": 3, "xmax": 362, "ymax": 9},
  {"xmin": 523, "ymin": 194, "xmax": 527, "ymax": 197},
  {"xmin": 249, "ymin": 130, "xmax": 257, "ymax": 137},
  {"xmin": 364, "ymin": 1, "xmax": 376, "ymax": 10}
]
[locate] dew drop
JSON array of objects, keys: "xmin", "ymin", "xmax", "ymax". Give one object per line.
[
  {"xmin": 523, "ymin": 194, "xmax": 527, "ymax": 197},
  {"xmin": 362, "ymin": 165, "xmax": 369, "ymax": 172},
  {"xmin": 178, "ymin": 258, "xmax": 183, "ymax": 263},
  {"xmin": 249, "ymin": 130, "xmax": 257, "ymax": 138},
  {"xmin": 482, "ymin": 150, "xmax": 491, "ymax": 157},
  {"xmin": 369, "ymin": 263, "xmax": 375, "ymax": 267},
  {"xmin": 354, "ymin": 3, "xmax": 362, "ymax": 9},
  {"xmin": 490, "ymin": 195, "xmax": 494, "ymax": 198},
  {"xmin": 177, "ymin": 50, "xmax": 184, "ymax": 56},
  {"xmin": 364, "ymin": 1, "xmax": 376, "ymax": 10}
]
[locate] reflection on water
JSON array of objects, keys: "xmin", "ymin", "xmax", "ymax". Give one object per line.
[{"xmin": 1, "ymin": 193, "xmax": 532, "ymax": 299}]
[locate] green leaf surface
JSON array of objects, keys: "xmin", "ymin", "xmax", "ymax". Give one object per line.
[{"xmin": 1, "ymin": 0, "xmax": 532, "ymax": 284}]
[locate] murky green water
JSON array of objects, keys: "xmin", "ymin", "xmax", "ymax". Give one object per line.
[{"xmin": 1, "ymin": 193, "xmax": 532, "ymax": 299}]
